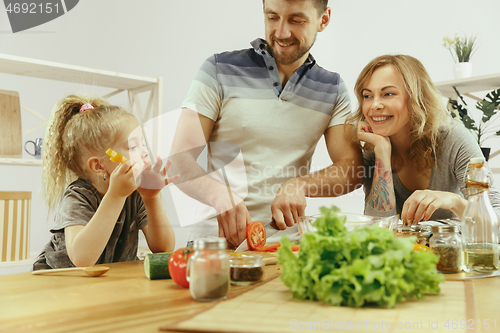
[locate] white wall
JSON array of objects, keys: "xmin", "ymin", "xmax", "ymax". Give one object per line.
[{"xmin": 1, "ymin": 0, "xmax": 499, "ymax": 268}]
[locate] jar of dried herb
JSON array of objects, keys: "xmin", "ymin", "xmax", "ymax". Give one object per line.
[
  {"xmin": 229, "ymin": 253, "xmax": 264, "ymax": 286},
  {"xmin": 429, "ymin": 225, "xmax": 463, "ymax": 273}
]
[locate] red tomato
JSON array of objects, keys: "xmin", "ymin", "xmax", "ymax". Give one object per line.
[
  {"xmin": 254, "ymin": 242, "xmax": 281, "ymax": 252},
  {"xmin": 247, "ymin": 221, "xmax": 266, "ymax": 250},
  {"xmin": 168, "ymin": 247, "xmax": 193, "ymax": 288},
  {"xmin": 291, "ymin": 244, "xmax": 300, "ymax": 252}
]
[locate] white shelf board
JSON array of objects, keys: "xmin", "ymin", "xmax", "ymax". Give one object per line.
[
  {"xmin": 435, "ymin": 73, "xmax": 500, "ymax": 98},
  {"xmin": 0, "ymin": 158, "xmax": 42, "ymax": 166},
  {"xmin": 0, "ymin": 53, "xmax": 158, "ymax": 90}
]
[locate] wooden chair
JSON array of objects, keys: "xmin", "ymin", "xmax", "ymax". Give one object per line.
[{"xmin": 0, "ymin": 191, "xmax": 31, "ymax": 262}]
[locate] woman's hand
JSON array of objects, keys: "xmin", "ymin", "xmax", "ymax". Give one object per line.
[
  {"xmin": 359, "ymin": 121, "xmax": 396, "ymax": 212},
  {"xmin": 401, "ymin": 190, "xmax": 467, "ymax": 226},
  {"xmin": 137, "ymin": 157, "xmax": 179, "ymax": 200},
  {"xmin": 357, "ymin": 121, "xmax": 391, "ymax": 152}
]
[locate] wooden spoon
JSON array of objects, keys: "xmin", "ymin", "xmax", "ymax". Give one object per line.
[{"xmin": 32, "ymin": 266, "xmax": 109, "ymax": 277}]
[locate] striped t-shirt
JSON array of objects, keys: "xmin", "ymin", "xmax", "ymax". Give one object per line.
[{"xmin": 182, "ymin": 38, "xmax": 351, "ymax": 224}]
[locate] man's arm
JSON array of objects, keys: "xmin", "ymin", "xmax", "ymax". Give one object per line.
[
  {"xmin": 169, "ymin": 109, "xmax": 251, "ymax": 247},
  {"xmin": 271, "ymin": 124, "xmax": 364, "ymax": 229}
]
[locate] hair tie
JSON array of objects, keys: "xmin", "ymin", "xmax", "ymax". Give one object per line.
[{"xmin": 79, "ymin": 104, "xmax": 94, "ymax": 113}]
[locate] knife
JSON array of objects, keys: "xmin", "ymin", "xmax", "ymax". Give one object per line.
[{"xmin": 235, "ymin": 220, "xmax": 281, "ymax": 252}]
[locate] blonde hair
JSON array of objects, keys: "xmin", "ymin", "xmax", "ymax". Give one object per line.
[
  {"xmin": 42, "ymin": 94, "xmax": 138, "ymax": 210},
  {"xmin": 347, "ymin": 54, "xmax": 450, "ymax": 171}
]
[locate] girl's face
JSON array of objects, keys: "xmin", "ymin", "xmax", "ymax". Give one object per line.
[
  {"xmin": 107, "ymin": 121, "xmax": 150, "ymax": 176},
  {"xmin": 361, "ymin": 65, "xmax": 411, "ymax": 141}
]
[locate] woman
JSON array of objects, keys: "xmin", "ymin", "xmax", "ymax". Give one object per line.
[{"xmin": 348, "ymin": 54, "xmax": 500, "ymax": 226}]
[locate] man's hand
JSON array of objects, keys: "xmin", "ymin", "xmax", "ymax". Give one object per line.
[
  {"xmin": 215, "ymin": 192, "xmax": 252, "ymax": 247},
  {"xmin": 271, "ymin": 178, "xmax": 307, "ymax": 230}
]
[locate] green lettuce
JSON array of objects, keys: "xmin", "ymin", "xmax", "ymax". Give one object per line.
[{"xmin": 278, "ymin": 205, "xmax": 444, "ymax": 308}]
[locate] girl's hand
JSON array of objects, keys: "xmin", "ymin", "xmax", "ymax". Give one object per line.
[
  {"xmin": 107, "ymin": 161, "xmax": 138, "ymax": 199},
  {"xmin": 137, "ymin": 157, "xmax": 180, "ymax": 200},
  {"xmin": 401, "ymin": 190, "xmax": 465, "ymax": 226}
]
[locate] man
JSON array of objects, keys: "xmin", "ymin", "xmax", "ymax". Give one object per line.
[{"xmin": 170, "ymin": 0, "xmax": 363, "ymax": 247}]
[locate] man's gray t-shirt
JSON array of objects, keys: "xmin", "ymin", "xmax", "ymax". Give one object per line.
[{"xmin": 33, "ymin": 178, "xmax": 148, "ymax": 270}]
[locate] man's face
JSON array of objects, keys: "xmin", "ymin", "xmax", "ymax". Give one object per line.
[{"xmin": 264, "ymin": 0, "xmax": 329, "ymax": 66}]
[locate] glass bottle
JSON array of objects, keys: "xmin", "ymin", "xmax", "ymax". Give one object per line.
[
  {"xmin": 429, "ymin": 225, "xmax": 463, "ymax": 273},
  {"xmin": 461, "ymin": 157, "xmax": 499, "ymax": 273},
  {"xmin": 187, "ymin": 237, "xmax": 230, "ymax": 301}
]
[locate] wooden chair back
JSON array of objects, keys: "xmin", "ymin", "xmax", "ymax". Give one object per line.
[{"xmin": 0, "ymin": 191, "xmax": 31, "ymax": 261}]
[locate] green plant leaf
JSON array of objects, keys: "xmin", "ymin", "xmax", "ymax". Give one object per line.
[
  {"xmin": 476, "ymin": 89, "xmax": 500, "ymax": 123},
  {"xmin": 448, "ymin": 98, "xmax": 477, "ymax": 131}
]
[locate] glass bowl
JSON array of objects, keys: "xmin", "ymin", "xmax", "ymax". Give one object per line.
[{"xmin": 298, "ymin": 213, "xmax": 399, "ymax": 236}]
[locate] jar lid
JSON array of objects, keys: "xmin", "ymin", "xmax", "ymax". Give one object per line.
[
  {"xmin": 395, "ymin": 225, "xmax": 431, "ymax": 236},
  {"xmin": 229, "ymin": 253, "xmax": 264, "ymax": 267},
  {"xmin": 430, "ymin": 225, "xmax": 460, "ymax": 233},
  {"xmin": 193, "ymin": 236, "xmax": 227, "ymax": 250}
]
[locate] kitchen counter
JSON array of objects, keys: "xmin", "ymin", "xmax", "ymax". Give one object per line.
[{"xmin": 0, "ymin": 260, "xmax": 498, "ymax": 333}]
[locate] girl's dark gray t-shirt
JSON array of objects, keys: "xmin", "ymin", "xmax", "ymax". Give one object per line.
[{"xmin": 33, "ymin": 178, "xmax": 148, "ymax": 270}]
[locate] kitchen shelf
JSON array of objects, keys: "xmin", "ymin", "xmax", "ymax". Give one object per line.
[
  {"xmin": 0, "ymin": 53, "xmax": 162, "ymax": 166},
  {"xmin": 435, "ymin": 73, "xmax": 500, "ymax": 164},
  {"xmin": 0, "ymin": 158, "xmax": 42, "ymax": 166},
  {"xmin": 435, "ymin": 72, "xmax": 500, "ymax": 99},
  {"xmin": 0, "ymin": 53, "xmax": 158, "ymax": 91}
]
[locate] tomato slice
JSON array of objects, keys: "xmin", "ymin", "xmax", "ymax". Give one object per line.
[
  {"xmin": 247, "ymin": 221, "xmax": 266, "ymax": 250},
  {"xmin": 254, "ymin": 242, "xmax": 281, "ymax": 252},
  {"xmin": 291, "ymin": 244, "xmax": 300, "ymax": 252}
]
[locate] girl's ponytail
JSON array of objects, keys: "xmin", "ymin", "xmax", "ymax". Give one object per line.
[{"xmin": 42, "ymin": 95, "xmax": 111, "ymax": 210}]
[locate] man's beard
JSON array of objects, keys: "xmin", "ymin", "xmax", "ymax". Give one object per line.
[{"xmin": 266, "ymin": 35, "xmax": 316, "ymax": 65}]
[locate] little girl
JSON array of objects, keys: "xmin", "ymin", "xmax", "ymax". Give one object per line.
[{"xmin": 34, "ymin": 94, "xmax": 177, "ymax": 270}]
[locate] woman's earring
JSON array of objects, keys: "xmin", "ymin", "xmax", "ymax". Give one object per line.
[{"xmin": 103, "ymin": 173, "xmax": 107, "ymax": 181}]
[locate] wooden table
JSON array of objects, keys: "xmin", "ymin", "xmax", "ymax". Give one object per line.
[{"xmin": 0, "ymin": 261, "xmax": 498, "ymax": 333}]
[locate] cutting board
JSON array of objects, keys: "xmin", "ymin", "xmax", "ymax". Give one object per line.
[
  {"xmin": 164, "ymin": 276, "xmax": 477, "ymax": 333},
  {"xmin": 0, "ymin": 89, "xmax": 22, "ymax": 158}
]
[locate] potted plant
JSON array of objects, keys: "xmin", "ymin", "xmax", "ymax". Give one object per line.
[
  {"xmin": 448, "ymin": 86, "xmax": 500, "ymax": 160},
  {"xmin": 442, "ymin": 33, "xmax": 477, "ymax": 79}
]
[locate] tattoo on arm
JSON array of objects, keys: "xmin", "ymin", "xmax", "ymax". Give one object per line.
[{"xmin": 367, "ymin": 158, "xmax": 395, "ymax": 211}]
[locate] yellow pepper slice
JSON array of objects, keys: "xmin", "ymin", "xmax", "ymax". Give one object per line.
[
  {"xmin": 106, "ymin": 148, "xmax": 128, "ymax": 164},
  {"xmin": 413, "ymin": 244, "xmax": 431, "ymax": 252}
]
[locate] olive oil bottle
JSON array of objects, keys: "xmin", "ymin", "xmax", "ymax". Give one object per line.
[{"xmin": 462, "ymin": 157, "xmax": 499, "ymax": 273}]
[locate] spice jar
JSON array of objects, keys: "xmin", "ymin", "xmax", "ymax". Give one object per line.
[
  {"xmin": 187, "ymin": 237, "xmax": 230, "ymax": 302},
  {"xmin": 429, "ymin": 225, "xmax": 463, "ymax": 273},
  {"xmin": 394, "ymin": 225, "xmax": 431, "ymax": 246},
  {"xmin": 229, "ymin": 253, "xmax": 265, "ymax": 286}
]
